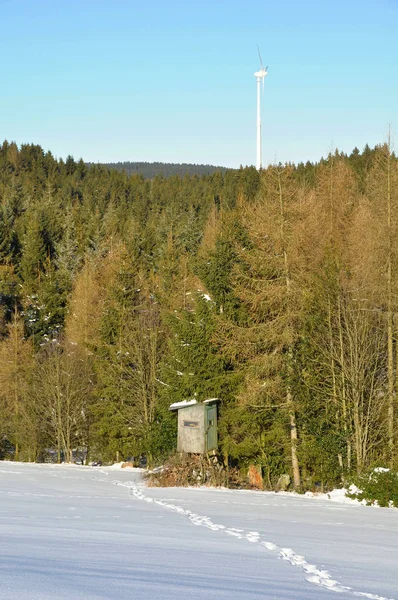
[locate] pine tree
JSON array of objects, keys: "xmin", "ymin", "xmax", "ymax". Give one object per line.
[
  {"xmin": 91, "ymin": 245, "xmax": 167, "ymax": 461},
  {"xmin": 18, "ymin": 212, "xmax": 47, "ymax": 288}
]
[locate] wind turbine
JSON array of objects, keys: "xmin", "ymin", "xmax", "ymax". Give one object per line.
[{"xmin": 254, "ymin": 47, "xmax": 268, "ymax": 170}]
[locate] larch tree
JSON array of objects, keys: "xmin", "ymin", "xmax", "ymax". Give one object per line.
[
  {"xmin": 0, "ymin": 308, "xmax": 34, "ymax": 459},
  {"xmin": 65, "ymin": 253, "xmax": 104, "ymax": 352},
  {"xmin": 300, "ymin": 156, "xmax": 360, "ymax": 473},
  {"xmin": 362, "ymin": 140, "xmax": 398, "ymax": 465},
  {"xmin": 216, "ymin": 166, "xmax": 303, "ymax": 488}
]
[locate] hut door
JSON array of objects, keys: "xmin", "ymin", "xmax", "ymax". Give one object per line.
[{"xmin": 205, "ymin": 405, "xmax": 217, "ymax": 452}]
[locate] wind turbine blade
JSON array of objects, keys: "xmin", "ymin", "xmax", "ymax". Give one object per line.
[{"xmin": 257, "ymin": 45, "xmax": 264, "ymax": 69}]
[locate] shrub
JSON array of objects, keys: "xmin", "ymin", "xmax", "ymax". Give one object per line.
[
  {"xmin": 347, "ymin": 468, "xmax": 398, "ymax": 508},
  {"xmin": 147, "ymin": 452, "xmax": 243, "ymax": 488}
]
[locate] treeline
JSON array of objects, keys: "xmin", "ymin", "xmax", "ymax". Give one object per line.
[
  {"xmin": 88, "ymin": 161, "xmax": 230, "ymax": 179},
  {"xmin": 0, "ymin": 139, "xmax": 397, "ymax": 491}
]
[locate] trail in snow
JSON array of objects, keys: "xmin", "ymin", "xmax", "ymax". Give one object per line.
[{"xmin": 112, "ymin": 478, "xmax": 395, "ymax": 600}]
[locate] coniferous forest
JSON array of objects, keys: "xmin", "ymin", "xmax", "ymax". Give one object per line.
[
  {"xmin": 1, "ymin": 139, "xmax": 398, "ymax": 491},
  {"xmin": 91, "ymin": 161, "xmax": 229, "ymax": 179}
]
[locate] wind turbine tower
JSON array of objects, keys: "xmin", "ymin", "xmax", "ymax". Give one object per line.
[{"xmin": 254, "ymin": 48, "xmax": 268, "ymax": 170}]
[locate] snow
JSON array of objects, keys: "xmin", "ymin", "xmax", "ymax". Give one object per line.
[
  {"xmin": 155, "ymin": 378, "xmax": 170, "ymax": 387},
  {"xmin": 197, "ymin": 289, "xmax": 213, "ymax": 302},
  {"xmin": 169, "ymin": 399, "xmax": 197, "ymax": 410},
  {"xmin": 304, "ymin": 486, "xmax": 364, "ymax": 505},
  {"xmin": 169, "ymin": 398, "xmax": 218, "ymax": 410},
  {"xmin": 1, "ymin": 462, "xmax": 397, "ymax": 600}
]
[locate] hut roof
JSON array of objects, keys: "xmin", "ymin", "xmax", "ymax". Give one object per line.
[{"xmin": 169, "ymin": 399, "xmax": 197, "ymax": 411}]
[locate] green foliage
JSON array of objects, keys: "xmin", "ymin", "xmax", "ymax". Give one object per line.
[
  {"xmin": 347, "ymin": 469, "xmax": 398, "ymax": 508},
  {"xmin": 24, "ymin": 262, "xmax": 68, "ymax": 345},
  {"xmin": 92, "ymin": 161, "xmax": 230, "ymax": 179},
  {"xmin": 160, "ymin": 294, "xmax": 235, "ymax": 404},
  {"xmin": 1, "ymin": 137, "xmax": 398, "ymax": 486},
  {"xmin": 220, "ymin": 402, "xmax": 288, "ymax": 480},
  {"xmin": 145, "ymin": 399, "xmax": 177, "ymax": 462},
  {"xmin": 196, "ymin": 238, "xmax": 241, "ymax": 318}
]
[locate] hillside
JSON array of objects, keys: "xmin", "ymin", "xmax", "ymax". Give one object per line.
[
  {"xmin": 1, "ymin": 139, "xmax": 398, "ymax": 492},
  {"xmin": 87, "ymin": 161, "xmax": 231, "ymax": 178}
]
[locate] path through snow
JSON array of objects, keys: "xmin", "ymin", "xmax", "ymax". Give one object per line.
[
  {"xmin": 1, "ymin": 462, "xmax": 397, "ymax": 600},
  {"xmin": 113, "ymin": 477, "xmax": 396, "ymax": 600}
]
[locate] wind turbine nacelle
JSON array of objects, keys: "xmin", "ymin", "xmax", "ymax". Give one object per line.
[{"xmin": 254, "ymin": 69, "xmax": 267, "ymax": 78}]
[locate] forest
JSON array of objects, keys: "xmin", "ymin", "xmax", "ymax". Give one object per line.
[
  {"xmin": 89, "ymin": 161, "xmax": 229, "ymax": 179},
  {"xmin": 0, "ymin": 139, "xmax": 397, "ymax": 491}
]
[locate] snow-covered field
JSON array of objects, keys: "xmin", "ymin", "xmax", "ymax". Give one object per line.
[{"xmin": 0, "ymin": 462, "xmax": 397, "ymax": 600}]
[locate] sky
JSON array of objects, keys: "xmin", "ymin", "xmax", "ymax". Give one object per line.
[{"xmin": 0, "ymin": 0, "xmax": 397, "ymax": 168}]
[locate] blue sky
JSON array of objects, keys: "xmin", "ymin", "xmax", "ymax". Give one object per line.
[{"xmin": 0, "ymin": 0, "xmax": 397, "ymax": 167}]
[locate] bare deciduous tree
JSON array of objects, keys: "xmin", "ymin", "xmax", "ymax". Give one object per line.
[{"xmin": 31, "ymin": 342, "xmax": 93, "ymax": 462}]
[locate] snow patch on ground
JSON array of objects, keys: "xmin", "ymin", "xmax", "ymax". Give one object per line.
[
  {"xmin": 112, "ymin": 478, "xmax": 395, "ymax": 600},
  {"xmin": 305, "ymin": 486, "xmax": 364, "ymax": 505}
]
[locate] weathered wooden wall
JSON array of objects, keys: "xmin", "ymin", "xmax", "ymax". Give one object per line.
[{"xmin": 177, "ymin": 404, "xmax": 205, "ymax": 453}]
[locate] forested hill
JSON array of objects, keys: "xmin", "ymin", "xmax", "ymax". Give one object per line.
[
  {"xmin": 1, "ymin": 139, "xmax": 398, "ymax": 492},
  {"xmin": 87, "ymin": 161, "xmax": 231, "ymax": 178}
]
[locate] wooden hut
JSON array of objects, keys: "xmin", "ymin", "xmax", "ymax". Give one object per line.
[{"xmin": 169, "ymin": 399, "xmax": 219, "ymax": 454}]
